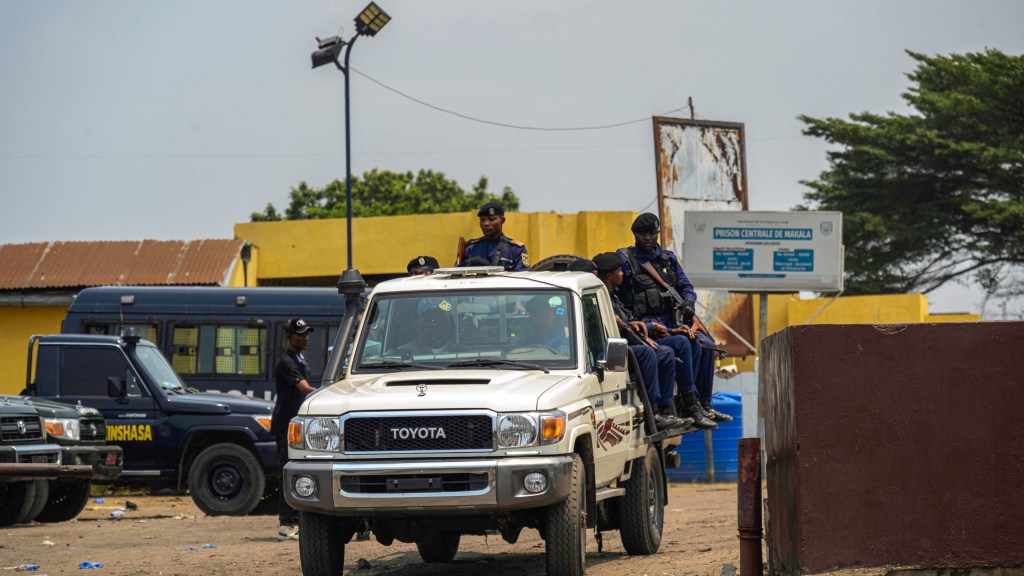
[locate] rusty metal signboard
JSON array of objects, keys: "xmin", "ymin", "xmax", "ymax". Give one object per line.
[{"xmin": 652, "ymin": 116, "xmax": 754, "ymax": 356}]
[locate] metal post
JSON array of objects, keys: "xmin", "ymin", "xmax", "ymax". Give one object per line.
[
  {"xmin": 738, "ymin": 437, "xmax": 763, "ymax": 576},
  {"xmin": 703, "ymin": 429, "xmax": 715, "ymax": 483},
  {"xmin": 757, "ymin": 293, "xmax": 768, "ymax": 474}
]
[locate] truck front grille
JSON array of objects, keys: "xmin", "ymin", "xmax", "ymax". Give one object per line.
[
  {"xmin": 1, "ymin": 416, "xmax": 44, "ymax": 443},
  {"xmin": 344, "ymin": 415, "xmax": 493, "ymax": 453},
  {"xmin": 340, "ymin": 472, "xmax": 489, "ymax": 494},
  {"xmin": 79, "ymin": 418, "xmax": 107, "ymax": 443}
]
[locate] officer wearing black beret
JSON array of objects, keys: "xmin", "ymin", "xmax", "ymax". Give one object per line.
[
  {"xmin": 461, "ymin": 201, "xmax": 530, "ymax": 271},
  {"xmin": 407, "ymin": 255, "xmax": 439, "ymax": 276}
]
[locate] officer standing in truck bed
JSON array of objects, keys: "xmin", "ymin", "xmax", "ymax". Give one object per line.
[{"xmin": 462, "ymin": 201, "xmax": 530, "ymax": 271}]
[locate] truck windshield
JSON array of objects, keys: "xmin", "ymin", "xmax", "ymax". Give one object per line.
[
  {"xmin": 353, "ymin": 289, "xmax": 576, "ymax": 372},
  {"xmin": 133, "ymin": 344, "xmax": 187, "ymax": 393}
]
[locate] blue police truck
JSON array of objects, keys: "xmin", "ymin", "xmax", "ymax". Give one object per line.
[{"xmin": 62, "ymin": 286, "xmax": 348, "ymax": 401}]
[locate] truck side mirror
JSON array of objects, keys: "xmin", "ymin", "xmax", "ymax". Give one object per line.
[
  {"xmin": 598, "ymin": 338, "xmax": 629, "ymax": 373},
  {"xmin": 107, "ymin": 377, "xmax": 128, "ymax": 402}
]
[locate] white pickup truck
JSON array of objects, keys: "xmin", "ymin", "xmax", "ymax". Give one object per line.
[{"xmin": 284, "ymin": 267, "xmax": 695, "ymax": 576}]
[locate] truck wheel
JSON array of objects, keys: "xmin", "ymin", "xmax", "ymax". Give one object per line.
[
  {"xmin": 416, "ymin": 531, "xmax": 461, "ymax": 563},
  {"xmin": 299, "ymin": 511, "xmax": 346, "ymax": 576},
  {"xmin": 0, "ymin": 481, "xmax": 37, "ymax": 526},
  {"xmin": 544, "ymin": 454, "xmax": 586, "ymax": 576},
  {"xmin": 13, "ymin": 480, "xmax": 49, "ymax": 524},
  {"xmin": 35, "ymin": 479, "xmax": 91, "ymax": 523},
  {"xmin": 188, "ymin": 443, "xmax": 265, "ymax": 516},
  {"xmin": 618, "ymin": 446, "xmax": 665, "ymax": 555}
]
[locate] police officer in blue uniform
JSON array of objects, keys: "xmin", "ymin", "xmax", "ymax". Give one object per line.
[
  {"xmin": 616, "ymin": 213, "xmax": 733, "ymax": 424},
  {"xmin": 462, "ymin": 201, "xmax": 530, "ymax": 271}
]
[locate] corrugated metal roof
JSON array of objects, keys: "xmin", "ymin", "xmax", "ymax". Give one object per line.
[{"xmin": 0, "ymin": 239, "xmax": 244, "ymax": 290}]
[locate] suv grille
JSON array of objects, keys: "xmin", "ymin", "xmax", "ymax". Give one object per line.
[
  {"xmin": 1, "ymin": 416, "xmax": 44, "ymax": 443},
  {"xmin": 79, "ymin": 418, "xmax": 107, "ymax": 443},
  {"xmin": 344, "ymin": 415, "xmax": 493, "ymax": 452}
]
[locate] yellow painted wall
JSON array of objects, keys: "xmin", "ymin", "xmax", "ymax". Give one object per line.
[
  {"xmin": 225, "ymin": 248, "xmax": 258, "ymax": 288},
  {"xmin": 926, "ymin": 312, "xmax": 981, "ymax": 322},
  {"xmin": 234, "ymin": 211, "xmax": 638, "ymax": 279},
  {"xmin": 0, "ymin": 306, "xmax": 65, "ymax": 395}
]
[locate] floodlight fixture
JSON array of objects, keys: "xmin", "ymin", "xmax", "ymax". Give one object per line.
[
  {"xmin": 355, "ymin": 2, "xmax": 390, "ymax": 37},
  {"xmin": 311, "ymin": 36, "xmax": 346, "ymax": 69}
]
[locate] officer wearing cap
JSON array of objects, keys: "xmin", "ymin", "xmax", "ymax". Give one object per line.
[
  {"xmin": 461, "ymin": 201, "xmax": 530, "ymax": 271},
  {"xmin": 407, "ymin": 255, "xmax": 439, "ymax": 276},
  {"xmin": 615, "ymin": 213, "xmax": 732, "ymax": 424},
  {"xmin": 271, "ymin": 318, "xmax": 317, "ymax": 540}
]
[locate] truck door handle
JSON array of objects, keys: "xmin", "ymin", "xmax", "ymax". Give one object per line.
[
  {"xmin": 613, "ymin": 393, "xmax": 620, "ymax": 402},
  {"xmin": 595, "ymin": 399, "xmax": 604, "ymax": 407}
]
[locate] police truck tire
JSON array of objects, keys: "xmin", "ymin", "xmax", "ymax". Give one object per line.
[
  {"xmin": 188, "ymin": 443, "xmax": 265, "ymax": 516},
  {"xmin": 544, "ymin": 454, "xmax": 586, "ymax": 576},
  {"xmin": 618, "ymin": 446, "xmax": 665, "ymax": 555},
  {"xmin": 415, "ymin": 531, "xmax": 461, "ymax": 563},
  {"xmin": 14, "ymin": 480, "xmax": 49, "ymax": 524},
  {"xmin": 299, "ymin": 511, "xmax": 346, "ymax": 576},
  {"xmin": 0, "ymin": 481, "xmax": 37, "ymax": 526},
  {"xmin": 35, "ymin": 479, "xmax": 91, "ymax": 523}
]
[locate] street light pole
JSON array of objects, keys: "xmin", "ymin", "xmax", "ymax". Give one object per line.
[
  {"xmin": 311, "ymin": 2, "xmax": 391, "ymax": 271},
  {"xmin": 339, "ymin": 36, "xmax": 358, "ymax": 270}
]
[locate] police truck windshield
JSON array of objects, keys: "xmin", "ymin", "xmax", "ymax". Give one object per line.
[
  {"xmin": 133, "ymin": 344, "xmax": 187, "ymax": 393},
  {"xmin": 354, "ymin": 290, "xmax": 577, "ymax": 372}
]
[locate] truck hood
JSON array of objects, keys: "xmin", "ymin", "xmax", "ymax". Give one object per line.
[
  {"xmin": 3, "ymin": 394, "xmax": 97, "ymax": 419},
  {"xmin": 162, "ymin": 392, "xmax": 274, "ymax": 415},
  {"xmin": 302, "ymin": 370, "xmax": 576, "ymax": 416}
]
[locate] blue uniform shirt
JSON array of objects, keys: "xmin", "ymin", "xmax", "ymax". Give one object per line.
[
  {"xmin": 616, "ymin": 245, "xmax": 696, "ymax": 330},
  {"xmin": 463, "ymin": 235, "xmax": 530, "ymax": 271}
]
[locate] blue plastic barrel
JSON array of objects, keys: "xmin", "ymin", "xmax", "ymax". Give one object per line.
[{"xmin": 667, "ymin": 391, "xmax": 743, "ymax": 482}]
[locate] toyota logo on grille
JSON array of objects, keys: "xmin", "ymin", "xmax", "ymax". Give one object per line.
[
  {"xmin": 416, "ymin": 383, "xmax": 427, "ymax": 396},
  {"xmin": 17, "ymin": 420, "xmax": 27, "ymax": 434}
]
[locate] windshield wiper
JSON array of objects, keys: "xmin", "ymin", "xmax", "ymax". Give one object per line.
[
  {"xmin": 359, "ymin": 361, "xmax": 443, "ymax": 371},
  {"xmin": 446, "ymin": 358, "xmax": 549, "ymax": 374}
]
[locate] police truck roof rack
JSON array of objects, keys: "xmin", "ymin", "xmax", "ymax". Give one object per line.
[{"xmin": 433, "ymin": 266, "xmax": 505, "ymax": 277}]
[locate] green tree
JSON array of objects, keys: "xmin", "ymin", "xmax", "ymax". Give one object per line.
[
  {"xmin": 251, "ymin": 169, "xmax": 519, "ymax": 221},
  {"xmin": 799, "ymin": 49, "xmax": 1024, "ymax": 298}
]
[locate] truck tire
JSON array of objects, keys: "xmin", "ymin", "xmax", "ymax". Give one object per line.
[
  {"xmin": 13, "ymin": 480, "xmax": 49, "ymax": 524},
  {"xmin": 299, "ymin": 511, "xmax": 346, "ymax": 576},
  {"xmin": 416, "ymin": 531, "xmax": 461, "ymax": 563},
  {"xmin": 35, "ymin": 479, "xmax": 91, "ymax": 523},
  {"xmin": 618, "ymin": 446, "xmax": 665, "ymax": 555},
  {"xmin": 544, "ymin": 454, "xmax": 586, "ymax": 576},
  {"xmin": 0, "ymin": 481, "xmax": 37, "ymax": 526},
  {"xmin": 188, "ymin": 443, "xmax": 265, "ymax": 516}
]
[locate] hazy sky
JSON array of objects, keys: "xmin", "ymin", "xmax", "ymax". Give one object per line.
[{"xmin": 2, "ymin": 1, "xmax": 1022, "ymax": 316}]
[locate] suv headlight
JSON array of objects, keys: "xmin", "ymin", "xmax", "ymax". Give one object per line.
[
  {"xmin": 45, "ymin": 417, "xmax": 80, "ymax": 441},
  {"xmin": 300, "ymin": 417, "xmax": 342, "ymax": 452},
  {"xmin": 496, "ymin": 411, "xmax": 565, "ymax": 448},
  {"xmin": 497, "ymin": 414, "xmax": 537, "ymax": 448}
]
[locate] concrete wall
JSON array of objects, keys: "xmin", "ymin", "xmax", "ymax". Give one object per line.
[
  {"xmin": 234, "ymin": 210, "xmax": 638, "ymax": 280},
  {"xmin": 762, "ymin": 322, "xmax": 1024, "ymax": 575},
  {"xmin": 0, "ymin": 306, "xmax": 65, "ymax": 395}
]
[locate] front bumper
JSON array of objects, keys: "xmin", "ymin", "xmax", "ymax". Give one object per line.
[
  {"xmin": 284, "ymin": 455, "xmax": 574, "ymax": 516},
  {"xmin": 63, "ymin": 445, "xmax": 124, "ymax": 481},
  {"xmin": 0, "ymin": 443, "xmax": 92, "ymax": 480}
]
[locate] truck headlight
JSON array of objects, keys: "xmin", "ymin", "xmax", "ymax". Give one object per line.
[
  {"xmin": 497, "ymin": 414, "xmax": 537, "ymax": 448},
  {"xmin": 45, "ymin": 418, "xmax": 80, "ymax": 441},
  {"xmin": 305, "ymin": 418, "xmax": 341, "ymax": 451}
]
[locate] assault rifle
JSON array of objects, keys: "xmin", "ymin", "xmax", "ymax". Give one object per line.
[{"xmin": 639, "ymin": 260, "xmax": 697, "ymax": 325}]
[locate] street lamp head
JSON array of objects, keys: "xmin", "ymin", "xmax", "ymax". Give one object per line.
[
  {"xmin": 311, "ymin": 35, "xmax": 346, "ymax": 69},
  {"xmin": 355, "ymin": 2, "xmax": 390, "ymax": 37}
]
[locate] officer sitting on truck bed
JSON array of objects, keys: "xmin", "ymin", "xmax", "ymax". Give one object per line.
[{"xmin": 616, "ymin": 213, "xmax": 732, "ymax": 424}]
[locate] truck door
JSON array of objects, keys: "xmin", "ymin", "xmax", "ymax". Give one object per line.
[
  {"xmin": 581, "ymin": 290, "xmax": 632, "ymax": 485},
  {"xmin": 55, "ymin": 346, "xmax": 160, "ymax": 472}
]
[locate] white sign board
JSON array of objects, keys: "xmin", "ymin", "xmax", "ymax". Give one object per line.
[{"xmin": 682, "ymin": 211, "xmax": 844, "ymax": 292}]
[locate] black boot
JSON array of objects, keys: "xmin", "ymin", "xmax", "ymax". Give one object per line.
[
  {"xmin": 702, "ymin": 399, "xmax": 733, "ymax": 423},
  {"xmin": 680, "ymin": 391, "xmax": 717, "ymax": 430},
  {"xmin": 654, "ymin": 404, "xmax": 689, "ymax": 430}
]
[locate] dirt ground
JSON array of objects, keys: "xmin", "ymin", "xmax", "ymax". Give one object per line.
[{"xmin": 0, "ymin": 483, "xmax": 764, "ymax": 576}]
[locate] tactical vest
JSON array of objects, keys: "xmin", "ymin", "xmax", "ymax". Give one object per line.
[{"xmin": 617, "ymin": 247, "xmax": 677, "ymax": 317}]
